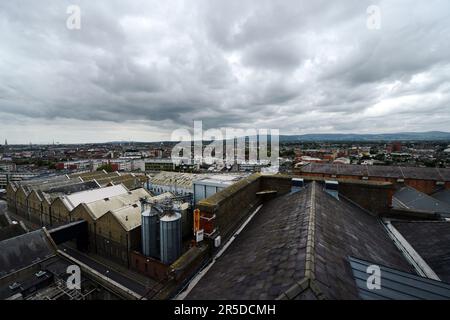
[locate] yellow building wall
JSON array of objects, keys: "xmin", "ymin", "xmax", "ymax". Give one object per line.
[
  {"xmin": 27, "ymin": 191, "xmax": 43, "ymax": 225},
  {"xmin": 41, "ymin": 200, "xmax": 52, "ymax": 226},
  {"xmin": 96, "ymin": 212, "xmax": 130, "ymax": 265},
  {"xmin": 50, "ymin": 198, "xmax": 71, "ymax": 226},
  {"xmin": 15, "ymin": 188, "xmax": 29, "ymax": 217},
  {"xmin": 6, "ymin": 184, "xmax": 16, "ymax": 210}
]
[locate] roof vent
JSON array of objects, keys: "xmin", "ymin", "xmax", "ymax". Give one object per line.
[
  {"xmin": 291, "ymin": 178, "xmax": 304, "ymax": 194},
  {"xmin": 8, "ymin": 282, "xmax": 21, "ymax": 290},
  {"xmin": 35, "ymin": 271, "xmax": 46, "ymax": 278},
  {"xmin": 324, "ymin": 180, "xmax": 339, "ymax": 200}
]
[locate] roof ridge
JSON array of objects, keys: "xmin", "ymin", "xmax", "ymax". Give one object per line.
[
  {"xmin": 276, "ymin": 277, "xmax": 326, "ymax": 300},
  {"xmin": 304, "ymin": 181, "xmax": 316, "ymax": 280}
]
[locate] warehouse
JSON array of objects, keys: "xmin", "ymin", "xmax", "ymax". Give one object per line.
[
  {"xmin": 71, "ymin": 188, "xmax": 151, "ymax": 258},
  {"xmin": 6, "ymin": 171, "xmax": 147, "ymax": 226},
  {"xmin": 295, "ymin": 163, "xmax": 450, "ymax": 194}
]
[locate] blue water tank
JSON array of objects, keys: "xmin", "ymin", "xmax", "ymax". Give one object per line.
[{"xmin": 159, "ymin": 212, "xmax": 182, "ymax": 265}]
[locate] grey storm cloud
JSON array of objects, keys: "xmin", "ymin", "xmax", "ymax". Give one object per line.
[{"xmin": 0, "ymin": 0, "xmax": 449, "ymax": 143}]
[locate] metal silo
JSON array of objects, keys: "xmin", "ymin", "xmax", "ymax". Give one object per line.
[
  {"xmin": 141, "ymin": 200, "xmax": 160, "ymax": 259},
  {"xmin": 159, "ymin": 211, "xmax": 182, "ymax": 265}
]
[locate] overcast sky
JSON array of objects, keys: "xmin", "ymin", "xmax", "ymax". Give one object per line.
[{"xmin": 0, "ymin": 0, "xmax": 449, "ymax": 144}]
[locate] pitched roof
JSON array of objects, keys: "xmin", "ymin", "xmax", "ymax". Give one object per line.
[
  {"xmin": 150, "ymin": 171, "xmax": 210, "ymax": 189},
  {"xmin": 392, "ymin": 221, "xmax": 450, "ymax": 283},
  {"xmin": 81, "ymin": 188, "xmax": 151, "ymax": 220},
  {"xmin": 393, "ymin": 186, "xmax": 450, "ymax": 214},
  {"xmin": 0, "ymin": 223, "xmax": 27, "ymax": 241},
  {"xmin": 298, "ymin": 163, "xmax": 450, "ymax": 181},
  {"xmin": 349, "ymin": 256, "xmax": 450, "ymax": 300},
  {"xmin": 186, "ymin": 181, "xmax": 413, "ymax": 300},
  {"xmin": 108, "ymin": 204, "xmax": 142, "ymax": 232},
  {"xmin": 0, "ymin": 229, "xmax": 56, "ymax": 278},
  {"xmin": 59, "ymin": 184, "xmax": 129, "ymax": 211},
  {"xmin": 431, "ymin": 189, "xmax": 450, "ymax": 205}
]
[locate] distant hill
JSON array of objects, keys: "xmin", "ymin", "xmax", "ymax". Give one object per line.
[{"xmin": 280, "ymin": 131, "xmax": 450, "ymax": 142}]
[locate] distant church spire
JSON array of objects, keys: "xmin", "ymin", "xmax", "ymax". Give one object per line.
[{"xmin": 4, "ymin": 139, "xmax": 7, "ymax": 146}]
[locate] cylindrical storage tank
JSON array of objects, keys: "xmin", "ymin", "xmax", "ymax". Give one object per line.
[
  {"xmin": 141, "ymin": 204, "xmax": 159, "ymax": 259},
  {"xmin": 159, "ymin": 212, "xmax": 182, "ymax": 265}
]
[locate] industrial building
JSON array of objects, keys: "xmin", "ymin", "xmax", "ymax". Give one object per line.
[
  {"xmin": 193, "ymin": 175, "xmax": 242, "ymax": 204},
  {"xmin": 148, "ymin": 171, "xmax": 243, "ymax": 202},
  {"xmin": 144, "ymin": 159, "xmax": 199, "ymax": 172},
  {"xmin": 295, "ymin": 163, "xmax": 450, "ymax": 194},
  {"xmin": 181, "ymin": 176, "xmax": 450, "ymax": 300},
  {"xmin": 6, "ymin": 171, "xmax": 147, "ymax": 227},
  {"xmin": 0, "ymin": 228, "xmax": 123, "ymax": 300},
  {"xmin": 4, "ymin": 163, "xmax": 450, "ymax": 300},
  {"xmin": 148, "ymin": 172, "xmax": 209, "ymax": 196},
  {"xmin": 0, "ymin": 172, "xmax": 39, "ymax": 189},
  {"xmin": 71, "ymin": 188, "xmax": 151, "ymax": 266}
]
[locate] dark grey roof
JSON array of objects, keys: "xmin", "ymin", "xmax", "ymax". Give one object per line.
[
  {"xmin": 45, "ymin": 180, "xmax": 100, "ymax": 195},
  {"xmin": 186, "ymin": 182, "xmax": 413, "ymax": 300},
  {"xmin": 0, "ymin": 229, "xmax": 56, "ymax": 278},
  {"xmin": 187, "ymin": 184, "xmax": 312, "ymax": 300},
  {"xmin": 392, "ymin": 221, "xmax": 450, "ymax": 283},
  {"xmin": 432, "ymin": 189, "xmax": 450, "ymax": 205},
  {"xmin": 312, "ymin": 183, "xmax": 413, "ymax": 299},
  {"xmin": 393, "ymin": 186, "xmax": 450, "ymax": 214},
  {"xmin": 298, "ymin": 163, "xmax": 450, "ymax": 181},
  {"xmin": 0, "ymin": 223, "xmax": 27, "ymax": 241},
  {"xmin": 349, "ymin": 256, "xmax": 450, "ymax": 300},
  {"xmin": 0, "ymin": 214, "xmax": 9, "ymax": 228}
]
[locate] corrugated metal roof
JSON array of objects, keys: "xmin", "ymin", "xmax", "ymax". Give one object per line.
[
  {"xmin": 109, "ymin": 204, "xmax": 142, "ymax": 232},
  {"xmin": 150, "ymin": 172, "xmax": 210, "ymax": 189},
  {"xmin": 84, "ymin": 188, "xmax": 151, "ymax": 220},
  {"xmin": 349, "ymin": 256, "xmax": 450, "ymax": 300},
  {"xmin": 60, "ymin": 185, "xmax": 129, "ymax": 211}
]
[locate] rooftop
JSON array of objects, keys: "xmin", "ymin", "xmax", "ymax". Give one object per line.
[
  {"xmin": 431, "ymin": 189, "xmax": 450, "ymax": 205},
  {"xmin": 186, "ymin": 181, "xmax": 413, "ymax": 300},
  {"xmin": 109, "ymin": 204, "xmax": 142, "ymax": 232},
  {"xmin": 297, "ymin": 163, "xmax": 450, "ymax": 181},
  {"xmin": 60, "ymin": 184, "xmax": 129, "ymax": 211},
  {"xmin": 0, "ymin": 229, "xmax": 56, "ymax": 278},
  {"xmin": 83, "ymin": 188, "xmax": 151, "ymax": 220},
  {"xmin": 393, "ymin": 186, "xmax": 450, "ymax": 214},
  {"xmin": 392, "ymin": 221, "xmax": 450, "ymax": 283}
]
